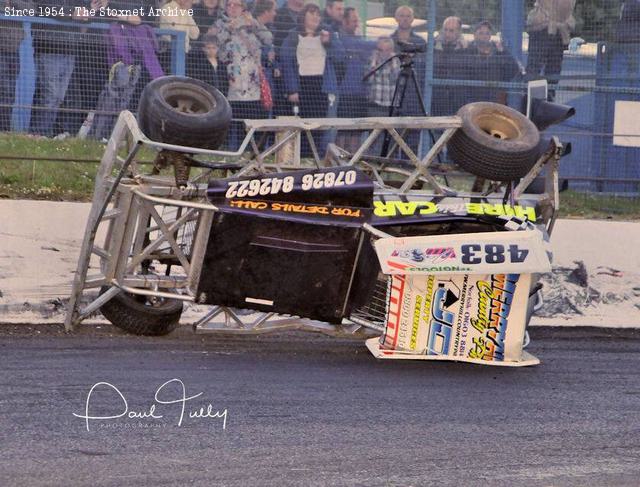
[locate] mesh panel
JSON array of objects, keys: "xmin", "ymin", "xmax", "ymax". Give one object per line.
[{"xmin": 350, "ymin": 274, "xmax": 390, "ymax": 329}]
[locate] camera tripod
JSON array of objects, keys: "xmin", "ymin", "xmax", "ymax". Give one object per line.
[{"xmin": 364, "ymin": 49, "xmax": 437, "ymax": 158}]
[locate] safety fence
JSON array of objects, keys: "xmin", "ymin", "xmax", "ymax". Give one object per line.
[
  {"xmin": 0, "ymin": 0, "xmax": 639, "ymax": 200},
  {"xmin": 421, "ymin": 0, "xmax": 640, "ymax": 197}
]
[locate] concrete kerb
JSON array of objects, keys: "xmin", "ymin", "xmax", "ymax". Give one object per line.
[{"xmin": 1, "ymin": 200, "xmax": 639, "ymax": 328}]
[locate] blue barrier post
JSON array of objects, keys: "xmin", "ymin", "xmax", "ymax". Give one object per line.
[
  {"xmin": 13, "ymin": 19, "xmax": 35, "ymax": 132},
  {"xmin": 502, "ymin": 0, "xmax": 525, "ymax": 110},
  {"xmin": 419, "ymin": 0, "xmax": 436, "ymax": 157},
  {"xmin": 170, "ymin": 30, "xmax": 186, "ymax": 76},
  {"xmin": 593, "ymin": 42, "xmax": 608, "ymax": 192},
  {"xmin": 501, "ymin": 0, "xmax": 524, "ymax": 64}
]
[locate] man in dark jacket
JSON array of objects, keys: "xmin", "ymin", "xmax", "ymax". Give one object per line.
[
  {"xmin": 525, "ymin": 0, "xmax": 576, "ymax": 99},
  {"xmin": 321, "ymin": 0, "xmax": 343, "ymax": 33},
  {"xmin": 272, "ymin": 0, "xmax": 303, "ymax": 117},
  {"xmin": 320, "ymin": 0, "xmax": 344, "ymax": 143},
  {"xmin": 464, "ymin": 21, "xmax": 520, "ymax": 105},
  {"xmin": 432, "ymin": 16, "xmax": 467, "ymax": 115},
  {"xmin": 336, "ymin": 7, "xmax": 375, "ymax": 151},
  {"xmin": 272, "ymin": 0, "xmax": 303, "ymax": 48}
]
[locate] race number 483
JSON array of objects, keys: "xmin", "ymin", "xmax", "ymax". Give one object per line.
[{"xmin": 461, "ymin": 244, "xmax": 529, "ymax": 265}]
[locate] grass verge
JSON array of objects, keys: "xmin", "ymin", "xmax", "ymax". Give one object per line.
[
  {"xmin": 0, "ymin": 134, "xmax": 639, "ymax": 219},
  {"xmin": 0, "ymin": 134, "xmax": 105, "ymax": 200}
]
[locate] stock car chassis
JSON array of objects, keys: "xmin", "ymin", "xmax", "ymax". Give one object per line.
[{"xmin": 65, "ymin": 108, "xmax": 565, "ymax": 366}]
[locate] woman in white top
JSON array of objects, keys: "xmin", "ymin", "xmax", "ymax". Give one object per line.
[{"xmin": 280, "ymin": 3, "xmax": 343, "ymax": 155}]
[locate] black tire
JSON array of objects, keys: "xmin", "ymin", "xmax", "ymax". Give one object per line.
[
  {"xmin": 138, "ymin": 76, "xmax": 231, "ymax": 150},
  {"xmin": 99, "ymin": 287, "xmax": 183, "ymax": 336},
  {"xmin": 448, "ymin": 102, "xmax": 541, "ymax": 181}
]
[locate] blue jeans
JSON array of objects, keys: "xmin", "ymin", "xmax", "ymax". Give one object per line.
[
  {"xmin": 320, "ymin": 93, "xmax": 338, "ymax": 155},
  {"xmin": 32, "ymin": 53, "xmax": 75, "ymax": 136},
  {"xmin": 0, "ymin": 51, "xmax": 18, "ymax": 132}
]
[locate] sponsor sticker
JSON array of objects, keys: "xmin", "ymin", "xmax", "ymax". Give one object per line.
[
  {"xmin": 381, "ymin": 273, "xmax": 531, "ymax": 363},
  {"xmin": 228, "ymin": 199, "xmax": 363, "ymax": 218},
  {"xmin": 375, "ymin": 231, "xmax": 551, "ymax": 275},
  {"xmin": 373, "ymin": 200, "xmax": 538, "ymax": 222},
  {"xmin": 224, "ymin": 170, "xmax": 358, "ymax": 199}
]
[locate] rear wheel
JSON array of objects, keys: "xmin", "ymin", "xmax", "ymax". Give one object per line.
[
  {"xmin": 100, "ymin": 287, "xmax": 183, "ymax": 336},
  {"xmin": 138, "ymin": 76, "xmax": 232, "ymax": 150}
]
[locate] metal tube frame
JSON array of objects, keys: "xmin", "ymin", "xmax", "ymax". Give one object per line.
[{"xmin": 65, "ymin": 111, "xmax": 561, "ymax": 335}]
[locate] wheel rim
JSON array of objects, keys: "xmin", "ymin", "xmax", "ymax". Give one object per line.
[
  {"xmin": 160, "ymin": 84, "xmax": 216, "ymax": 115},
  {"xmin": 132, "ymin": 291, "xmax": 175, "ymax": 309},
  {"xmin": 172, "ymin": 97, "xmax": 208, "ymax": 114},
  {"xmin": 474, "ymin": 113, "xmax": 521, "ymax": 140}
]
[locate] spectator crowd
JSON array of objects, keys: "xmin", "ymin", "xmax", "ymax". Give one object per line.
[{"xmin": 3, "ymin": 0, "xmax": 630, "ymax": 154}]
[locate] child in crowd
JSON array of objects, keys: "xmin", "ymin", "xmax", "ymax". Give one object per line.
[{"xmin": 187, "ymin": 34, "xmax": 229, "ymax": 96}]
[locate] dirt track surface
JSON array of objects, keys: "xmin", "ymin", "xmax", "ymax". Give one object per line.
[
  {"xmin": 3, "ymin": 199, "xmax": 640, "ymax": 327},
  {"xmin": 1, "ymin": 325, "xmax": 639, "ymax": 486}
]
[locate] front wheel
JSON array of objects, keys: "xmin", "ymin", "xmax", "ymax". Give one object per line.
[
  {"xmin": 448, "ymin": 102, "xmax": 541, "ymax": 181},
  {"xmin": 99, "ymin": 287, "xmax": 183, "ymax": 336}
]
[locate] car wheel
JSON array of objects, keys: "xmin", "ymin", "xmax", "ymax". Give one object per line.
[
  {"xmin": 138, "ymin": 76, "xmax": 231, "ymax": 150},
  {"xmin": 448, "ymin": 102, "xmax": 541, "ymax": 181},
  {"xmin": 99, "ymin": 287, "xmax": 183, "ymax": 336}
]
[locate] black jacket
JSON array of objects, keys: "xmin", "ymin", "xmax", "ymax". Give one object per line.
[
  {"xmin": 192, "ymin": 5, "xmax": 220, "ymax": 36},
  {"xmin": 463, "ymin": 42, "xmax": 520, "ymax": 83},
  {"xmin": 272, "ymin": 6, "xmax": 298, "ymax": 48},
  {"xmin": 321, "ymin": 11, "xmax": 341, "ymax": 33},
  {"xmin": 186, "ymin": 48, "xmax": 229, "ymax": 96},
  {"xmin": 461, "ymin": 42, "xmax": 520, "ymax": 104},
  {"xmin": 617, "ymin": 0, "xmax": 640, "ymax": 43},
  {"xmin": 432, "ymin": 43, "xmax": 467, "ymax": 115}
]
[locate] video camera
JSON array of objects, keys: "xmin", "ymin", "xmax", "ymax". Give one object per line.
[{"xmin": 396, "ymin": 40, "xmax": 426, "ymax": 54}]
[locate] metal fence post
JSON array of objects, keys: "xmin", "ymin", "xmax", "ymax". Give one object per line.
[
  {"xmin": 171, "ymin": 31, "xmax": 186, "ymax": 76},
  {"xmin": 419, "ymin": 0, "xmax": 436, "ymax": 158},
  {"xmin": 13, "ymin": 19, "xmax": 35, "ymax": 132},
  {"xmin": 501, "ymin": 0, "xmax": 524, "ymax": 64},
  {"xmin": 501, "ymin": 1, "xmax": 525, "ymax": 113},
  {"xmin": 358, "ymin": 0, "xmax": 368, "ymax": 36},
  {"xmin": 592, "ymin": 42, "xmax": 606, "ymax": 193}
]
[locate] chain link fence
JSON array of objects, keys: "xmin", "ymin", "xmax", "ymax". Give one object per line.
[{"xmin": 0, "ymin": 0, "xmax": 639, "ymax": 202}]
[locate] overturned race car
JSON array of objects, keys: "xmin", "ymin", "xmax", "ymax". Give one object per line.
[{"xmin": 65, "ymin": 76, "xmax": 575, "ymax": 367}]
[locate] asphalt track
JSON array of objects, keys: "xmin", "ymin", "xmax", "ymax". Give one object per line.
[{"xmin": 1, "ymin": 324, "xmax": 639, "ymax": 486}]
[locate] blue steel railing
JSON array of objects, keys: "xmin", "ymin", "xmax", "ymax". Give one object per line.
[
  {"xmin": 1, "ymin": 9, "xmax": 638, "ymax": 192},
  {"xmin": 2, "ymin": 15, "xmax": 186, "ymax": 131}
]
